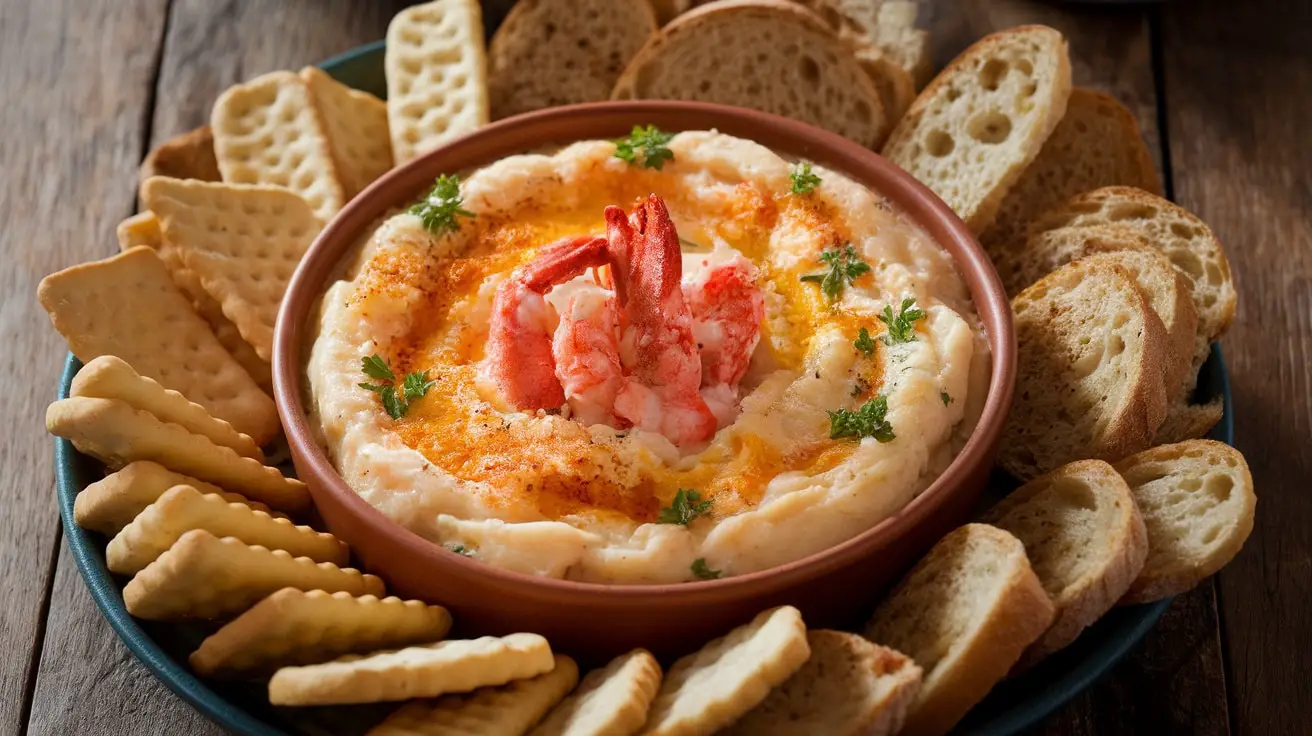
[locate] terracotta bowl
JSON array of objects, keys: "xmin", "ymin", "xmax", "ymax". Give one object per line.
[{"xmin": 274, "ymin": 101, "xmax": 1015, "ymax": 662}]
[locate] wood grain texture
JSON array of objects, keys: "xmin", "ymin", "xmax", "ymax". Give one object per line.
[
  {"xmin": 1162, "ymin": 1, "xmax": 1312, "ymax": 733},
  {"xmin": 0, "ymin": 0, "xmax": 168, "ymax": 732}
]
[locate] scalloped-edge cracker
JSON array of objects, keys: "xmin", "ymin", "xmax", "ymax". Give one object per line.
[
  {"xmin": 191, "ymin": 588, "xmax": 452, "ymax": 677},
  {"xmin": 530, "ymin": 649, "xmax": 661, "ymax": 736},
  {"xmin": 268, "ymin": 633, "xmax": 554, "ymax": 706},
  {"xmin": 139, "ymin": 125, "xmax": 222, "ymax": 184},
  {"xmin": 74, "ymin": 461, "xmax": 284, "ymax": 536},
  {"xmin": 72, "ymin": 355, "xmax": 263, "ymax": 461},
  {"xmin": 642, "ymin": 606, "xmax": 811, "ymax": 736},
  {"xmin": 108, "ymin": 485, "xmax": 346, "ymax": 575},
  {"xmin": 369, "ymin": 655, "xmax": 579, "ymax": 735},
  {"xmin": 300, "ymin": 66, "xmax": 393, "ymax": 199},
  {"xmin": 211, "ymin": 71, "xmax": 345, "ymax": 221},
  {"xmin": 124, "ymin": 529, "xmax": 383, "ymax": 620},
  {"xmin": 141, "ymin": 176, "xmax": 321, "ymax": 362},
  {"xmin": 46, "ymin": 396, "xmax": 308, "ymax": 512},
  {"xmin": 37, "ymin": 247, "xmax": 278, "ymax": 443},
  {"xmin": 385, "ymin": 0, "xmax": 489, "ymax": 164}
]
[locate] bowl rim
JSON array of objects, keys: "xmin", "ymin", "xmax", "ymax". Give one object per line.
[{"xmin": 273, "ymin": 100, "xmax": 1016, "ymax": 598}]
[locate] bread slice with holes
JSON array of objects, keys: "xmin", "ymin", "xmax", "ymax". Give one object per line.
[
  {"xmin": 882, "ymin": 25, "xmax": 1071, "ymax": 234},
  {"xmin": 488, "ymin": 0, "xmax": 658, "ymax": 120},
  {"xmin": 981, "ymin": 460, "xmax": 1148, "ymax": 667},
  {"xmin": 980, "ymin": 88, "xmax": 1161, "ymax": 254},
  {"xmin": 1114, "ymin": 440, "xmax": 1255, "ymax": 604},
  {"xmin": 874, "ymin": 1, "xmax": 933, "ymax": 88},
  {"xmin": 611, "ymin": 0, "xmax": 889, "ymax": 149},
  {"xmin": 863, "ymin": 524, "xmax": 1054, "ymax": 736},
  {"xmin": 722, "ymin": 630, "xmax": 922, "ymax": 736},
  {"xmin": 1000, "ymin": 258, "xmax": 1170, "ymax": 480}
]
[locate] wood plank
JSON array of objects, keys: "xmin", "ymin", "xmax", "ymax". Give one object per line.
[
  {"xmin": 0, "ymin": 0, "xmax": 168, "ymax": 732},
  {"xmin": 918, "ymin": 1, "xmax": 1231, "ymax": 732},
  {"xmin": 1161, "ymin": 1, "xmax": 1312, "ymax": 733}
]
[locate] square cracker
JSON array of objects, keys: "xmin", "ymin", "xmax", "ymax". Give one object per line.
[
  {"xmin": 124, "ymin": 529, "xmax": 384, "ymax": 620},
  {"xmin": 529, "ymin": 649, "xmax": 662, "ymax": 736},
  {"xmin": 369, "ymin": 655, "xmax": 579, "ymax": 735},
  {"xmin": 37, "ymin": 247, "xmax": 278, "ymax": 443},
  {"xmin": 73, "ymin": 355, "xmax": 262, "ymax": 460},
  {"xmin": 641, "ymin": 606, "xmax": 811, "ymax": 736},
  {"xmin": 192, "ymin": 588, "xmax": 452, "ymax": 677},
  {"xmin": 139, "ymin": 125, "xmax": 223, "ymax": 184},
  {"xmin": 268, "ymin": 633, "xmax": 554, "ymax": 706},
  {"xmin": 385, "ymin": 0, "xmax": 489, "ymax": 164},
  {"xmin": 300, "ymin": 66, "xmax": 394, "ymax": 199},
  {"xmin": 46, "ymin": 396, "xmax": 309, "ymax": 511},
  {"xmin": 73, "ymin": 461, "xmax": 284, "ymax": 536},
  {"xmin": 211, "ymin": 70, "xmax": 345, "ymax": 221},
  {"xmin": 116, "ymin": 212, "xmax": 163, "ymax": 251},
  {"xmin": 107, "ymin": 485, "xmax": 347, "ymax": 575},
  {"xmin": 140, "ymin": 176, "xmax": 321, "ymax": 362}
]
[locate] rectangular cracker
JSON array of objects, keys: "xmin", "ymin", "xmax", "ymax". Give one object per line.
[
  {"xmin": 191, "ymin": 588, "xmax": 452, "ymax": 677},
  {"xmin": 300, "ymin": 66, "xmax": 394, "ymax": 199},
  {"xmin": 139, "ymin": 125, "xmax": 223, "ymax": 184},
  {"xmin": 369, "ymin": 655, "xmax": 578, "ymax": 735},
  {"xmin": 72, "ymin": 355, "xmax": 263, "ymax": 461},
  {"xmin": 116, "ymin": 212, "xmax": 163, "ymax": 251},
  {"xmin": 125, "ymin": 529, "xmax": 383, "ymax": 620},
  {"xmin": 47, "ymin": 396, "xmax": 309, "ymax": 512},
  {"xmin": 529, "ymin": 649, "xmax": 662, "ymax": 736},
  {"xmin": 107, "ymin": 485, "xmax": 346, "ymax": 575},
  {"xmin": 140, "ymin": 176, "xmax": 320, "ymax": 362},
  {"xmin": 37, "ymin": 247, "xmax": 279, "ymax": 443},
  {"xmin": 74, "ymin": 461, "xmax": 284, "ymax": 536},
  {"xmin": 211, "ymin": 70, "xmax": 345, "ymax": 221},
  {"xmin": 385, "ymin": 0, "xmax": 489, "ymax": 164},
  {"xmin": 268, "ymin": 633, "xmax": 554, "ymax": 706}
]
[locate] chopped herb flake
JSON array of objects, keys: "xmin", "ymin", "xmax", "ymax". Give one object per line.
[
  {"xmin": 854, "ymin": 327, "xmax": 877, "ymax": 355},
  {"xmin": 614, "ymin": 125, "xmax": 675, "ymax": 170},
  {"xmin": 403, "ymin": 370, "xmax": 438, "ymax": 403},
  {"xmin": 800, "ymin": 244, "xmax": 871, "ymax": 301},
  {"xmin": 790, "ymin": 162, "xmax": 822, "ymax": 194},
  {"xmin": 691, "ymin": 558, "xmax": 722, "ymax": 580},
  {"xmin": 657, "ymin": 489, "xmax": 713, "ymax": 526},
  {"xmin": 361, "ymin": 354, "xmax": 395, "ymax": 382},
  {"xmin": 828, "ymin": 394, "xmax": 896, "ymax": 442},
  {"xmin": 410, "ymin": 174, "xmax": 475, "ymax": 234},
  {"xmin": 879, "ymin": 297, "xmax": 926, "ymax": 345},
  {"xmin": 941, "ymin": 391, "xmax": 953, "ymax": 406},
  {"xmin": 448, "ymin": 544, "xmax": 474, "ymax": 557}
]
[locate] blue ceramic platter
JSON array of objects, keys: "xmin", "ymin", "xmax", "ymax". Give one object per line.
[{"xmin": 53, "ymin": 39, "xmax": 1233, "ymax": 736}]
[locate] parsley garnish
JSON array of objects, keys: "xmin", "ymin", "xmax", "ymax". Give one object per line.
[
  {"xmin": 359, "ymin": 354, "xmax": 436, "ymax": 419},
  {"xmin": 691, "ymin": 558, "xmax": 722, "ymax": 580},
  {"xmin": 410, "ymin": 174, "xmax": 475, "ymax": 234},
  {"xmin": 790, "ymin": 162, "xmax": 822, "ymax": 194},
  {"xmin": 614, "ymin": 125, "xmax": 675, "ymax": 170},
  {"xmin": 878, "ymin": 297, "xmax": 926, "ymax": 345},
  {"xmin": 854, "ymin": 327, "xmax": 876, "ymax": 356},
  {"xmin": 448, "ymin": 544, "xmax": 474, "ymax": 557},
  {"xmin": 941, "ymin": 391, "xmax": 953, "ymax": 406},
  {"xmin": 828, "ymin": 394, "xmax": 895, "ymax": 442},
  {"xmin": 657, "ymin": 489, "xmax": 713, "ymax": 526},
  {"xmin": 800, "ymin": 244, "xmax": 870, "ymax": 301}
]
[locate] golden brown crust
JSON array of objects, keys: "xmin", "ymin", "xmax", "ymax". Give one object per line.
[{"xmin": 139, "ymin": 125, "xmax": 222, "ymax": 185}]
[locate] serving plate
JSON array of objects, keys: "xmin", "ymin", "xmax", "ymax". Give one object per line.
[{"xmin": 52, "ymin": 39, "xmax": 1232, "ymax": 736}]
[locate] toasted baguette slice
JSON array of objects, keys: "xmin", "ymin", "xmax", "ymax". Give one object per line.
[
  {"xmin": 611, "ymin": 0, "xmax": 889, "ymax": 149},
  {"xmin": 863, "ymin": 524, "xmax": 1053, "ymax": 736},
  {"xmin": 1114, "ymin": 440, "xmax": 1255, "ymax": 603},
  {"xmin": 882, "ymin": 25, "xmax": 1071, "ymax": 234},
  {"xmin": 1000, "ymin": 258, "xmax": 1170, "ymax": 480},
  {"xmin": 982, "ymin": 460, "xmax": 1148, "ymax": 667},
  {"xmin": 722, "ymin": 630, "xmax": 922, "ymax": 736},
  {"xmin": 874, "ymin": 1, "xmax": 933, "ymax": 88},
  {"xmin": 1154, "ymin": 396, "xmax": 1225, "ymax": 445},
  {"xmin": 1025, "ymin": 186, "xmax": 1236, "ymax": 345},
  {"xmin": 981, "ymin": 88, "xmax": 1161, "ymax": 253},
  {"xmin": 489, "ymin": 0, "xmax": 658, "ymax": 120}
]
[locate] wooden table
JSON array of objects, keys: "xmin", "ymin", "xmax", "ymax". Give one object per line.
[{"xmin": 2, "ymin": 0, "xmax": 1307, "ymax": 733}]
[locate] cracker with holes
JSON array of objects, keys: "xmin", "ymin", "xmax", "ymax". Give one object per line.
[
  {"xmin": 140, "ymin": 176, "xmax": 322, "ymax": 362},
  {"xmin": 74, "ymin": 461, "xmax": 283, "ymax": 536},
  {"xmin": 37, "ymin": 247, "xmax": 278, "ymax": 443},
  {"xmin": 140, "ymin": 125, "xmax": 223, "ymax": 184},
  {"xmin": 72, "ymin": 355, "xmax": 263, "ymax": 461},
  {"xmin": 124, "ymin": 529, "xmax": 383, "ymax": 621},
  {"xmin": 107, "ymin": 485, "xmax": 346, "ymax": 574},
  {"xmin": 301, "ymin": 66, "xmax": 394, "ymax": 199},
  {"xmin": 211, "ymin": 70, "xmax": 345, "ymax": 221},
  {"xmin": 268, "ymin": 633, "xmax": 554, "ymax": 706},
  {"xmin": 46, "ymin": 396, "xmax": 309, "ymax": 511},
  {"xmin": 385, "ymin": 0, "xmax": 489, "ymax": 163},
  {"xmin": 529, "ymin": 649, "xmax": 662, "ymax": 736},
  {"xmin": 642, "ymin": 606, "xmax": 812, "ymax": 736},
  {"xmin": 191, "ymin": 588, "xmax": 452, "ymax": 677},
  {"xmin": 369, "ymin": 655, "xmax": 578, "ymax": 736}
]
